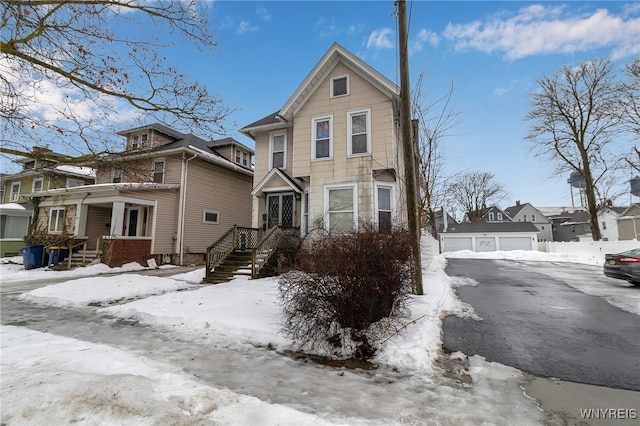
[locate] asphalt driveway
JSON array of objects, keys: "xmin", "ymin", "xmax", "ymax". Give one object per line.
[{"xmin": 442, "ymin": 258, "xmax": 640, "ymax": 391}]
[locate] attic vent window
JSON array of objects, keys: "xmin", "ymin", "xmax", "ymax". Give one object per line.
[
  {"xmin": 331, "ymin": 75, "xmax": 349, "ymax": 97},
  {"xmin": 24, "ymin": 160, "xmax": 35, "ymax": 170}
]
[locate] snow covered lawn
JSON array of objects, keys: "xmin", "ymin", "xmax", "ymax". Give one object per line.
[{"xmin": 3, "ymin": 239, "xmax": 625, "ymax": 425}]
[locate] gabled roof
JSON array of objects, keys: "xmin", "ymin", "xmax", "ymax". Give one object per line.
[
  {"xmin": 240, "ymin": 43, "xmax": 399, "ymax": 137},
  {"xmin": 209, "ymin": 137, "xmax": 255, "ymax": 154},
  {"xmin": 441, "ymin": 222, "xmax": 539, "ymax": 234},
  {"xmin": 251, "ymin": 168, "xmax": 303, "ymax": 196},
  {"xmin": 279, "ymin": 43, "xmax": 398, "ymax": 120}
]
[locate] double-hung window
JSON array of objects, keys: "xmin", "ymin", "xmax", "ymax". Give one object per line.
[
  {"xmin": 48, "ymin": 208, "xmax": 65, "ymax": 233},
  {"xmin": 375, "ymin": 183, "xmax": 394, "ymax": 231},
  {"xmin": 32, "ymin": 177, "xmax": 44, "ymax": 192},
  {"xmin": 348, "ymin": 108, "xmax": 371, "ymax": 156},
  {"xmin": 269, "ymin": 132, "xmax": 286, "ymax": 169},
  {"xmin": 312, "ymin": 115, "xmax": 332, "ymax": 160},
  {"xmin": 9, "ymin": 182, "xmax": 20, "ymax": 202},
  {"xmin": 325, "ymin": 184, "xmax": 357, "ymax": 232},
  {"xmin": 153, "ymin": 159, "xmax": 165, "ymax": 183}
]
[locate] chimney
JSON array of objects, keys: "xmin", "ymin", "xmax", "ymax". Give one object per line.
[{"xmin": 516, "ymin": 200, "xmax": 520, "ymax": 206}]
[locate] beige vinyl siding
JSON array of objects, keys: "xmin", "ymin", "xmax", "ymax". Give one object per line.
[
  {"xmin": 290, "ymin": 62, "xmax": 402, "ymax": 227},
  {"xmin": 96, "ymin": 154, "xmax": 182, "ymax": 184},
  {"xmin": 120, "ymin": 189, "xmax": 179, "ymax": 254},
  {"xmin": 182, "ymin": 158, "xmax": 253, "ymax": 253},
  {"xmin": 84, "ymin": 206, "xmax": 112, "ymax": 250},
  {"xmin": 253, "ymin": 127, "xmax": 292, "ymax": 184}
]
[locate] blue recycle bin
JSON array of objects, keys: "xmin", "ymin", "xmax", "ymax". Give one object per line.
[
  {"xmin": 48, "ymin": 246, "xmax": 69, "ymax": 266},
  {"xmin": 20, "ymin": 245, "xmax": 45, "ymax": 270}
]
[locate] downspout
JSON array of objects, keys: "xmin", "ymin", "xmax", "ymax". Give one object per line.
[{"xmin": 177, "ymin": 152, "xmax": 197, "ymax": 265}]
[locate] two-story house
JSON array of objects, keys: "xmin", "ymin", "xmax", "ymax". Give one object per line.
[
  {"xmin": 504, "ymin": 201, "xmax": 553, "ymax": 241},
  {"xmin": 240, "ymin": 43, "xmax": 406, "ymax": 235},
  {"xmin": 0, "ymin": 147, "xmax": 95, "ymax": 257},
  {"xmin": 597, "ymin": 204, "xmax": 627, "ymax": 241},
  {"xmin": 26, "ymin": 124, "xmax": 254, "ymax": 267},
  {"xmin": 548, "ymin": 209, "xmax": 592, "ymax": 241}
]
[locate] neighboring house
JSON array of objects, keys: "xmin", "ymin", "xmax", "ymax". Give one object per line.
[
  {"xmin": 598, "ymin": 205, "xmax": 627, "ymax": 241},
  {"xmin": 439, "ymin": 222, "xmax": 539, "ymax": 253},
  {"xmin": 462, "ymin": 206, "xmax": 511, "ymax": 224},
  {"xmin": 0, "ymin": 147, "xmax": 95, "ymax": 256},
  {"xmin": 548, "ymin": 209, "xmax": 592, "ymax": 242},
  {"xmin": 617, "ymin": 204, "xmax": 640, "ymax": 241},
  {"xmin": 240, "ymin": 43, "xmax": 407, "ymax": 234},
  {"xmin": 0, "ymin": 202, "xmax": 32, "ymax": 257},
  {"xmin": 434, "ymin": 207, "xmax": 458, "ymax": 234},
  {"xmin": 504, "ymin": 200, "xmax": 553, "ymax": 242},
  {"xmin": 26, "ymin": 124, "xmax": 254, "ymax": 267},
  {"xmin": 1, "ymin": 146, "xmax": 96, "ymax": 205}
]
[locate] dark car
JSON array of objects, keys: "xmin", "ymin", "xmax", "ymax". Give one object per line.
[{"xmin": 604, "ymin": 248, "xmax": 640, "ymax": 285}]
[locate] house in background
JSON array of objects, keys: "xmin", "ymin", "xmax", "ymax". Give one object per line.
[
  {"xmin": 26, "ymin": 124, "xmax": 254, "ymax": 267},
  {"xmin": 240, "ymin": 43, "xmax": 407, "ymax": 235},
  {"xmin": 598, "ymin": 204, "xmax": 627, "ymax": 241},
  {"xmin": 548, "ymin": 209, "xmax": 592, "ymax": 241},
  {"xmin": 617, "ymin": 204, "xmax": 640, "ymax": 241},
  {"xmin": 504, "ymin": 201, "xmax": 553, "ymax": 242},
  {"xmin": 1, "ymin": 146, "xmax": 96, "ymax": 205},
  {"xmin": 462, "ymin": 206, "xmax": 511, "ymax": 224},
  {"xmin": 0, "ymin": 147, "xmax": 95, "ymax": 256}
]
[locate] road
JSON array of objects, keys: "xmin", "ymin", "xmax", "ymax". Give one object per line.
[{"xmin": 442, "ymin": 258, "xmax": 640, "ymax": 391}]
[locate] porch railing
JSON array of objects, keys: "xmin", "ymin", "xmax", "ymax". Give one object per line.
[{"xmin": 206, "ymin": 226, "xmax": 261, "ymax": 273}]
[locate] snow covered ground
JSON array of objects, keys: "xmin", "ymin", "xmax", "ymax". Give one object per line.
[{"xmin": 0, "ymin": 239, "xmax": 634, "ymax": 425}]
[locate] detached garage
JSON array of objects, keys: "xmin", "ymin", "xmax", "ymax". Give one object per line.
[{"xmin": 440, "ymin": 222, "xmax": 539, "ymax": 253}]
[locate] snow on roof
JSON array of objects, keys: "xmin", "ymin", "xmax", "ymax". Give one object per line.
[
  {"xmin": 0, "ymin": 203, "xmax": 27, "ymax": 211},
  {"xmin": 187, "ymin": 145, "xmax": 253, "ymax": 176},
  {"xmin": 55, "ymin": 165, "xmax": 96, "ymax": 178}
]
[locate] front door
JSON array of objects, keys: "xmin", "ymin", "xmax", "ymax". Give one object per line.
[
  {"xmin": 266, "ymin": 193, "xmax": 294, "ymax": 229},
  {"xmin": 125, "ymin": 207, "xmax": 142, "ymax": 236}
]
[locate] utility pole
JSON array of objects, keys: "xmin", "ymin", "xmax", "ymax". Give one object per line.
[{"xmin": 397, "ymin": 0, "xmax": 423, "ymax": 295}]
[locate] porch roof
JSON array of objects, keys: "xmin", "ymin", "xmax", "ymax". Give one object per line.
[{"xmin": 251, "ymin": 168, "xmax": 303, "ymax": 197}]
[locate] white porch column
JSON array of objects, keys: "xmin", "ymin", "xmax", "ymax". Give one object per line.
[
  {"xmin": 111, "ymin": 201, "xmax": 125, "ymax": 236},
  {"xmin": 75, "ymin": 202, "xmax": 89, "ymax": 237}
]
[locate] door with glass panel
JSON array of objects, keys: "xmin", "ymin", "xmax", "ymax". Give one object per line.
[{"xmin": 266, "ymin": 193, "xmax": 294, "ymax": 229}]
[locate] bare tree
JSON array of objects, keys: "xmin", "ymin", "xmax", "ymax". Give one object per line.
[
  {"xmin": 448, "ymin": 171, "xmax": 508, "ymax": 223},
  {"xmin": 621, "ymin": 57, "xmax": 640, "ymax": 174},
  {"xmin": 526, "ymin": 58, "xmax": 624, "ymax": 241},
  {"xmin": 411, "ymin": 71, "xmax": 459, "ymax": 237},
  {"xmin": 1, "ymin": 0, "xmax": 232, "ymax": 164}
]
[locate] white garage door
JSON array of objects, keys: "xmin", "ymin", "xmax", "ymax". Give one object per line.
[
  {"xmin": 442, "ymin": 237, "xmax": 473, "ymax": 252},
  {"xmin": 498, "ymin": 237, "xmax": 532, "ymax": 251},
  {"xmin": 475, "ymin": 237, "xmax": 496, "ymax": 252}
]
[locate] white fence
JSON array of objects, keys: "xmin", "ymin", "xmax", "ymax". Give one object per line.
[{"xmin": 538, "ymin": 240, "xmax": 640, "ymax": 264}]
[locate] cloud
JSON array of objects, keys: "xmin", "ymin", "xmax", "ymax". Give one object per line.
[
  {"xmin": 256, "ymin": 6, "xmax": 271, "ymax": 22},
  {"xmin": 236, "ymin": 21, "xmax": 258, "ymax": 35},
  {"xmin": 367, "ymin": 28, "xmax": 394, "ymax": 49},
  {"xmin": 315, "ymin": 18, "xmax": 364, "ymax": 39},
  {"xmin": 410, "ymin": 29, "xmax": 439, "ymax": 54},
  {"xmin": 442, "ymin": 5, "xmax": 640, "ymax": 60}
]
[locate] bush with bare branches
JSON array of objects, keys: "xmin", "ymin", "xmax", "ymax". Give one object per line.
[{"xmin": 278, "ymin": 223, "xmax": 414, "ymax": 360}]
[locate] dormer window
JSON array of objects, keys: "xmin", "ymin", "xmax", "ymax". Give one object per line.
[
  {"xmin": 331, "ymin": 75, "xmax": 349, "ymax": 97},
  {"xmin": 243, "ymin": 152, "xmax": 248, "ymax": 166},
  {"xmin": 131, "ymin": 135, "xmax": 139, "ymax": 150},
  {"xmin": 140, "ymin": 133, "xmax": 148, "ymax": 148},
  {"xmin": 23, "ymin": 160, "xmax": 35, "ymax": 171},
  {"xmin": 235, "ymin": 149, "xmax": 241, "ymax": 164}
]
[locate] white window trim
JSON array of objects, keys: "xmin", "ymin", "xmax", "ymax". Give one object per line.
[
  {"xmin": 374, "ymin": 182, "xmax": 395, "ymax": 227},
  {"xmin": 302, "ymin": 190, "xmax": 310, "ymax": 236},
  {"xmin": 203, "ymin": 210, "xmax": 220, "ymax": 224},
  {"xmin": 32, "ymin": 177, "xmax": 44, "ymax": 192},
  {"xmin": 153, "ymin": 158, "xmax": 165, "ymax": 183},
  {"xmin": 324, "ymin": 183, "xmax": 358, "ymax": 231},
  {"xmin": 488, "ymin": 212, "xmax": 495, "ymax": 221},
  {"xmin": 48, "ymin": 207, "xmax": 65, "ymax": 233},
  {"xmin": 311, "ymin": 114, "xmax": 333, "ymax": 161},
  {"xmin": 497, "ymin": 212, "xmax": 503, "ymax": 221},
  {"xmin": 9, "ymin": 182, "xmax": 20, "ymax": 202},
  {"xmin": 347, "ymin": 108, "xmax": 372, "ymax": 157},
  {"xmin": 269, "ymin": 131, "xmax": 287, "ymax": 170},
  {"xmin": 330, "ymin": 74, "xmax": 350, "ymax": 98}
]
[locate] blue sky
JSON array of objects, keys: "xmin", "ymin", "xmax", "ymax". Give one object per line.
[
  {"xmin": 6, "ymin": 1, "xmax": 639, "ymax": 209},
  {"xmin": 195, "ymin": 1, "xmax": 639, "ymax": 209}
]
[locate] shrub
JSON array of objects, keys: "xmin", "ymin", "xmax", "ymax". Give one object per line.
[{"xmin": 278, "ymin": 222, "xmax": 415, "ymax": 360}]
